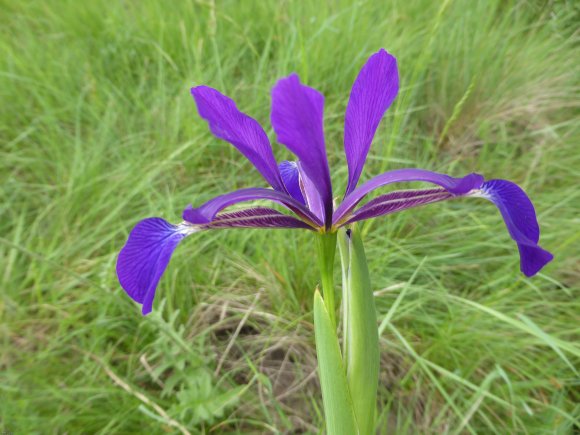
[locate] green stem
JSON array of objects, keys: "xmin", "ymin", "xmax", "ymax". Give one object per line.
[{"xmin": 316, "ymin": 232, "xmax": 337, "ymax": 328}]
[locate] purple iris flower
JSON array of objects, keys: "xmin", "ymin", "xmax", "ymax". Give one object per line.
[{"xmin": 117, "ymin": 49, "xmax": 553, "ymax": 315}]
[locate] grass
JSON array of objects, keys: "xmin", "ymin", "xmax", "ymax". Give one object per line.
[{"xmin": 1, "ymin": 0, "xmax": 579, "ymax": 433}]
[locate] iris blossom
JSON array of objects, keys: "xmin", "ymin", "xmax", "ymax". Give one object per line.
[{"xmin": 117, "ymin": 49, "xmax": 553, "ymax": 315}]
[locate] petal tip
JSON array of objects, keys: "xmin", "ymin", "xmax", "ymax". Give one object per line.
[
  {"xmin": 520, "ymin": 244, "xmax": 554, "ymax": 277},
  {"xmin": 375, "ymin": 47, "xmax": 395, "ymax": 59},
  {"xmin": 190, "ymin": 86, "xmax": 221, "ymax": 106},
  {"xmin": 190, "ymin": 85, "xmax": 204, "ymax": 97},
  {"xmin": 272, "ymin": 72, "xmax": 301, "ymax": 92},
  {"xmin": 141, "ymin": 305, "xmax": 152, "ymax": 316},
  {"xmin": 141, "ymin": 297, "xmax": 154, "ymax": 316},
  {"xmin": 288, "ymin": 72, "xmax": 300, "ymax": 80}
]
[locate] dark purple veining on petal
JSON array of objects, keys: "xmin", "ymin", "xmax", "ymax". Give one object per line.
[
  {"xmin": 117, "ymin": 218, "xmax": 193, "ymax": 315},
  {"xmin": 116, "ymin": 206, "xmax": 315, "ymax": 315},
  {"xmin": 334, "ymin": 169, "xmax": 484, "ymax": 224},
  {"xmin": 205, "ymin": 207, "xmax": 315, "ymax": 230},
  {"xmin": 182, "ymin": 187, "xmax": 323, "ymax": 227},
  {"xmin": 117, "ymin": 48, "xmax": 554, "ymax": 318},
  {"xmin": 344, "ymin": 188, "xmax": 452, "ymax": 224}
]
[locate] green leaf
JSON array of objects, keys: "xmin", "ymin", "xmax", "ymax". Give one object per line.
[
  {"xmin": 316, "ymin": 232, "xmax": 338, "ymax": 327},
  {"xmin": 338, "ymin": 226, "xmax": 351, "ymax": 359},
  {"xmin": 313, "ymin": 289, "xmax": 359, "ymax": 435},
  {"xmin": 340, "ymin": 226, "xmax": 379, "ymax": 435}
]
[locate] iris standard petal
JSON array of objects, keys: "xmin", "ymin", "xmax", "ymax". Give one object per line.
[
  {"xmin": 278, "ymin": 161, "xmax": 305, "ymax": 204},
  {"xmin": 116, "ymin": 218, "xmax": 196, "ymax": 315},
  {"xmin": 344, "ymin": 49, "xmax": 399, "ymax": 195},
  {"xmin": 278, "ymin": 160, "xmax": 325, "ymax": 222},
  {"xmin": 334, "ymin": 169, "xmax": 484, "ymax": 224},
  {"xmin": 191, "ymin": 86, "xmax": 284, "ymax": 191},
  {"xmin": 479, "ymin": 179, "xmax": 553, "ymax": 277},
  {"xmin": 297, "ymin": 161, "xmax": 326, "ymax": 222},
  {"xmin": 182, "ymin": 187, "xmax": 323, "ymax": 227},
  {"xmin": 271, "ymin": 73, "xmax": 333, "ymax": 226},
  {"xmin": 345, "ymin": 188, "xmax": 452, "ymax": 224}
]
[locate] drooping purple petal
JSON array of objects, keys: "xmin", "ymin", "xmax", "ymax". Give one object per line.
[
  {"xmin": 278, "ymin": 161, "xmax": 305, "ymax": 204},
  {"xmin": 334, "ymin": 169, "xmax": 484, "ymax": 224},
  {"xmin": 271, "ymin": 74, "xmax": 333, "ymax": 226},
  {"xmin": 346, "ymin": 188, "xmax": 452, "ymax": 223},
  {"xmin": 191, "ymin": 86, "xmax": 284, "ymax": 191},
  {"xmin": 344, "ymin": 49, "xmax": 399, "ymax": 195},
  {"xmin": 205, "ymin": 207, "xmax": 314, "ymax": 230},
  {"xmin": 116, "ymin": 218, "xmax": 196, "ymax": 315},
  {"xmin": 182, "ymin": 187, "xmax": 323, "ymax": 227},
  {"xmin": 479, "ymin": 179, "xmax": 553, "ymax": 277}
]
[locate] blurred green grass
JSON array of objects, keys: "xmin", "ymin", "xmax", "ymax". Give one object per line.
[{"xmin": 1, "ymin": 0, "xmax": 579, "ymax": 433}]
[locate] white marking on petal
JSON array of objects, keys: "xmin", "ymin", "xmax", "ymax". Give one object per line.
[
  {"xmin": 177, "ymin": 222, "xmax": 203, "ymax": 235},
  {"xmin": 467, "ymin": 188, "xmax": 486, "ymax": 198}
]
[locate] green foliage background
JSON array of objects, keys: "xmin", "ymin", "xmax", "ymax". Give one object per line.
[{"xmin": 1, "ymin": 0, "xmax": 578, "ymax": 433}]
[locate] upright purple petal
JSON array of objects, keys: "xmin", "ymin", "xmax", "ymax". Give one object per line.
[
  {"xmin": 271, "ymin": 74, "xmax": 333, "ymax": 226},
  {"xmin": 206, "ymin": 207, "xmax": 314, "ymax": 230},
  {"xmin": 182, "ymin": 187, "xmax": 323, "ymax": 227},
  {"xmin": 191, "ymin": 86, "xmax": 284, "ymax": 191},
  {"xmin": 346, "ymin": 188, "xmax": 452, "ymax": 223},
  {"xmin": 278, "ymin": 160, "xmax": 325, "ymax": 222},
  {"xmin": 297, "ymin": 161, "xmax": 326, "ymax": 222},
  {"xmin": 344, "ymin": 49, "xmax": 399, "ymax": 195},
  {"xmin": 278, "ymin": 161, "xmax": 305, "ymax": 204},
  {"xmin": 334, "ymin": 169, "xmax": 484, "ymax": 224},
  {"xmin": 480, "ymin": 179, "xmax": 553, "ymax": 276},
  {"xmin": 116, "ymin": 218, "xmax": 196, "ymax": 315}
]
